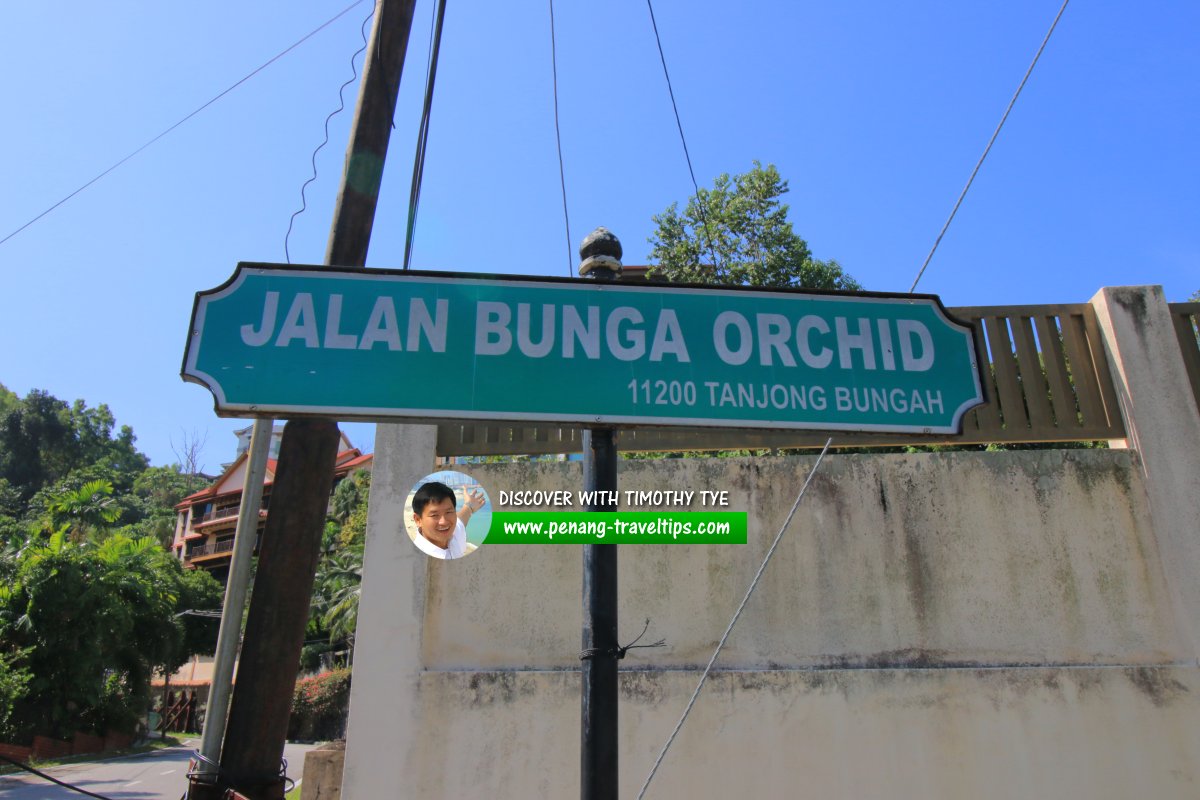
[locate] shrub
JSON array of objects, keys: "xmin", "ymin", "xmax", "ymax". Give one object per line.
[
  {"xmin": 288, "ymin": 669, "xmax": 351, "ymax": 742},
  {"xmin": 0, "ymin": 649, "xmax": 32, "ymax": 742}
]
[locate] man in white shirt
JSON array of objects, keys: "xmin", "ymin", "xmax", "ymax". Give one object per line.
[{"xmin": 410, "ymin": 481, "xmax": 485, "ymax": 560}]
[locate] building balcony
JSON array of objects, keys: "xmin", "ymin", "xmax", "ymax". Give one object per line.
[
  {"xmin": 187, "ymin": 534, "xmax": 262, "ymax": 563},
  {"xmin": 192, "ymin": 508, "xmax": 268, "ymax": 532},
  {"xmin": 188, "ymin": 539, "xmax": 235, "ymax": 561}
]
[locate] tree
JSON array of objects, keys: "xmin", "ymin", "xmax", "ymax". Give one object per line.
[
  {"xmin": 0, "ymin": 531, "xmax": 221, "ymax": 739},
  {"xmin": 42, "ymin": 478, "xmax": 121, "ymax": 540},
  {"xmin": 0, "ymin": 383, "xmax": 19, "ymax": 418},
  {"xmin": 304, "ymin": 469, "xmax": 372, "ymax": 669},
  {"xmin": 0, "ymin": 390, "xmax": 76, "ymax": 501},
  {"xmin": 0, "ymin": 386, "xmax": 222, "ymax": 740},
  {"xmin": 0, "ymin": 389, "xmax": 148, "ymax": 504},
  {"xmin": 331, "ymin": 469, "xmax": 371, "ymax": 527},
  {"xmin": 315, "ymin": 544, "xmax": 364, "ymax": 656},
  {"xmin": 647, "ymin": 161, "xmax": 860, "ymax": 291},
  {"xmin": 170, "ymin": 428, "xmax": 208, "ymax": 478},
  {"xmin": 123, "ymin": 464, "xmax": 210, "ymax": 548}
]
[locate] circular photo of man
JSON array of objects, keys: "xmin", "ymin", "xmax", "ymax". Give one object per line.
[{"xmin": 404, "ymin": 470, "xmax": 491, "ymax": 560}]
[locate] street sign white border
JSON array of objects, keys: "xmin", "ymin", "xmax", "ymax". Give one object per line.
[{"xmin": 183, "ymin": 264, "xmax": 986, "ymax": 435}]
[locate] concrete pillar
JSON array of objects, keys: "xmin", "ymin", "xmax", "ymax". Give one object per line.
[
  {"xmin": 301, "ymin": 742, "xmax": 346, "ymax": 800},
  {"xmin": 339, "ymin": 423, "xmax": 436, "ymax": 800},
  {"xmin": 1091, "ymin": 285, "xmax": 1200, "ymax": 661}
]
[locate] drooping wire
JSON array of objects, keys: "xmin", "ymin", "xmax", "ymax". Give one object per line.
[
  {"xmin": 0, "ymin": 752, "xmax": 118, "ymax": 799},
  {"xmin": 549, "ymin": 0, "xmax": 575, "ymax": 277},
  {"xmin": 0, "ymin": 0, "xmax": 370, "ymax": 251},
  {"xmin": 636, "ymin": 438, "xmax": 834, "ymax": 800},
  {"xmin": 909, "ymin": 0, "xmax": 1071, "ymax": 293},
  {"xmin": 403, "ymin": 0, "xmax": 449, "ymax": 270},
  {"xmin": 644, "ymin": 0, "xmax": 720, "ymax": 274},
  {"xmin": 285, "ymin": 3, "xmax": 376, "ymax": 264}
]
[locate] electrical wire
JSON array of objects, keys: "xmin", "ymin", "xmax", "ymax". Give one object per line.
[
  {"xmin": 403, "ymin": 0, "xmax": 449, "ymax": 270},
  {"xmin": 0, "ymin": 752, "xmax": 118, "ymax": 799},
  {"xmin": 636, "ymin": 438, "xmax": 834, "ymax": 799},
  {"xmin": 909, "ymin": 0, "xmax": 1071, "ymax": 293},
  {"xmin": 549, "ymin": 0, "xmax": 575, "ymax": 278},
  {"xmin": 644, "ymin": 0, "xmax": 720, "ymax": 273},
  {"xmin": 285, "ymin": 3, "xmax": 376, "ymax": 263},
  {"xmin": 0, "ymin": 0, "xmax": 370, "ymax": 251}
]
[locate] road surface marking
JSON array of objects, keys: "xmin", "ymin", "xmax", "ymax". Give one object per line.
[{"xmin": 160, "ymin": 770, "xmax": 176, "ymax": 775}]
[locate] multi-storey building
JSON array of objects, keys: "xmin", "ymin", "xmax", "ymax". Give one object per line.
[{"xmin": 172, "ymin": 429, "xmax": 371, "ymax": 582}]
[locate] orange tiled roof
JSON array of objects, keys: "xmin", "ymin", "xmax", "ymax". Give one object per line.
[{"xmin": 174, "ymin": 449, "xmax": 370, "ymax": 509}]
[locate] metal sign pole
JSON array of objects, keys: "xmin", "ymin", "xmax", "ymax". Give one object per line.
[
  {"xmin": 579, "ymin": 228, "xmax": 622, "ymax": 800},
  {"xmin": 192, "ymin": 417, "xmax": 273, "ymax": 789}
]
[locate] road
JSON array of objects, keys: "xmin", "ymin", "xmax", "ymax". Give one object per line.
[{"xmin": 0, "ymin": 739, "xmax": 316, "ymax": 799}]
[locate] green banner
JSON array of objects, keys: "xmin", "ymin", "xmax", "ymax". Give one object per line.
[
  {"xmin": 184, "ymin": 264, "xmax": 984, "ymax": 433},
  {"xmin": 486, "ymin": 511, "xmax": 748, "ymax": 544}
]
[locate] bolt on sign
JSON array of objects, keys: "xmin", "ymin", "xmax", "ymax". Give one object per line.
[{"xmin": 183, "ymin": 264, "xmax": 985, "ymax": 434}]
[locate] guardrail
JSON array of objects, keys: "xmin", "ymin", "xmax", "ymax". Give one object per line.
[
  {"xmin": 189, "ymin": 539, "xmax": 235, "ymax": 558},
  {"xmin": 188, "ymin": 534, "xmax": 262, "ymax": 560},
  {"xmin": 435, "ymin": 302, "xmax": 1126, "ymax": 456},
  {"xmin": 196, "ymin": 506, "xmax": 239, "ymax": 524}
]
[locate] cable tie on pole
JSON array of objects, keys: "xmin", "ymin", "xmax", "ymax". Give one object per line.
[{"xmin": 580, "ymin": 618, "xmax": 666, "ymax": 661}]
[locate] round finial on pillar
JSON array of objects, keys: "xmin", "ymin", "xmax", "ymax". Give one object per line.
[{"xmin": 578, "ymin": 227, "xmax": 623, "ymax": 279}]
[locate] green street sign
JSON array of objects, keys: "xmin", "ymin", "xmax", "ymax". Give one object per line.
[{"xmin": 183, "ymin": 264, "xmax": 984, "ymax": 434}]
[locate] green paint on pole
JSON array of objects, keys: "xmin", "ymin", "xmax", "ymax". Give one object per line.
[{"xmin": 346, "ymin": 152, "xmax": 385, "ymax": 196}]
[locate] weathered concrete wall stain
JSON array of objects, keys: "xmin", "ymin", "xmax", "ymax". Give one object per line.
[
  {"xmin": 430, "ymin": 450, "xmax": 1177, "ymax": 672},
  {"xmin": 383, "ymin": 448, "xmax": 1200, "ymax": 796},
  {"xmin": 340, "ymin": 287, "xmax": 1200, "ymax": 800}
]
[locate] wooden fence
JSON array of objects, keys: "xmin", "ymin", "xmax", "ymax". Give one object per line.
[{"xmin": 436, "ymin": 302, "xmax": 1128, "ymax": 456}]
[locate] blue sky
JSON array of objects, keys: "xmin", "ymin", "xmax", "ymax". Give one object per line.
[{"xmin": 1, "ymin": 0, "xmax": 1195, "ymax": 471}]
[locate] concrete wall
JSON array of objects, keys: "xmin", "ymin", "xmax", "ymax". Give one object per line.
[{"xmin": 341, "ymin": 286, "xmax": 1200, "ymax": 799}]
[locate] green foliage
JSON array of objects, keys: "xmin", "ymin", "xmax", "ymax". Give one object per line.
[
  {"xmin": 306, "ymin": 468, "xmax": 371, "ymax": 667},
  {"xmin": 288, "ymin": 669, "xmax": 352, "ymax": 741},
  {"xmin": 2, "ymin": 535, "xmax": 149, "ymax": 736},
  {"xmin": 0, "ymin": 383, "xmax": 18, "ymax": 417},
  {"xmin": 132, "ymin": 464, "xmax": 209, "ymax": 510},
  {"xmin": 316, "ymin": 545, "xmax": 363, "ymax": 646},
  {"xmin": 648, "ymin": 161, "xmax": 860, "ymax": 291},
  {"xmin": 330, "ymin": 469, "xmax": 371, "ymax": 527},
  {"xmin": 0, "ymin": 479, "xmax": 20, "ymax": 519},
  {"xmin": 0, "ymin": 390, "xmax": 148, "ymax": 505},
  {"xmin": 0, "ymin": 531, "xmax": 220, "ymax": 740},
  {"xmin": 336, "ymin": 504, "xmax": 368, "ymax": 549},
  {"xmin": 42, "ymin": 478, "xmax": 121, "ymax": 539},
  {"xmin": 0, "ymin": 386, "xmax": 220, "ymax": 742},
  {"xmin": 0, "ymin": 649, "xmax": 31, "ymax": 741},
  {"xmin": 121, "ymin": 465, "xmax": 209, "ymax": 548},
  {"xmin": 174, "ymin": 565, "xmax": 224, "ymax": 669}
]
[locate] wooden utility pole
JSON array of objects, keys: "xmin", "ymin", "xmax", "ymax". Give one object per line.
[
  {"xmin": 578, "ymin": 228, "xmax": 623, "ymax": 800},
  {"xmin": 190, "ymin": 2, "xmax": 418, "ymax": 798}
]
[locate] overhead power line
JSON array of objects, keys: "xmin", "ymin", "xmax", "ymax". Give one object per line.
[
  {"xmin": 636, "ymin": 438, "xmax": 834, "ymax": 799},
  {"xmin": 286, "ymin": 3, "xmax": 376, "ymax": 263},
  {"xmin": 403, "ymin": 0, "xmax": 449, "ymax": 270},
  {"xmin": 0, "ymin": 0, "xmax": 370, "ymax": 251},
  {"xmin": 644, "ymin": 0, "xmax": 721, "ymax": 273},
  {"xmin": 909, "ymin": 0, "xmax": 1071, "ymax": 293},
  {"xmin": 549, "ymin": 0, "xmax": 574, "ymax": 278}
]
